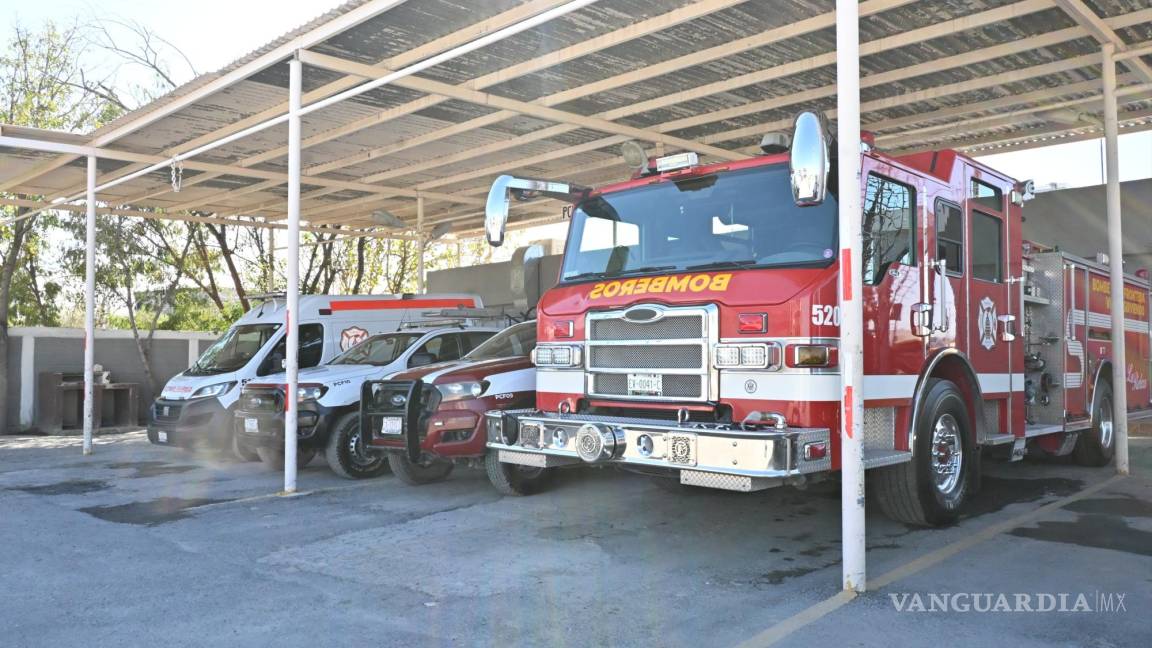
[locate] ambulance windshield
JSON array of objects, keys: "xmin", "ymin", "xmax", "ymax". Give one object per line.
[
  {"xmin": 188, "ymin": 323, "xmax": 281, "ymax": 375},
  {"xmin": 560, "ymin": 165, "xmax": 838, "ymax": 283}
]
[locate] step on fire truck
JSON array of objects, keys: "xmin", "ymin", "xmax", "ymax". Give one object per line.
[{"xmin": 477, "ymin": 110, "xmax": 1152, "ymax": 526}]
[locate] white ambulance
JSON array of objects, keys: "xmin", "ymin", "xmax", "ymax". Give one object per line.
[{"xmin": 147, "ymin": 293, "xmax": 481, "ymax": 459}]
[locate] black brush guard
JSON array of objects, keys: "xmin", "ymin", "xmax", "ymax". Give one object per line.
[{"xmin": 360, "ymin": 380, "xmax": 424, "ymax": 463}]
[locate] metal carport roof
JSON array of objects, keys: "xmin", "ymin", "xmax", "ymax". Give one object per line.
[{"xmin": 1, "ymin": 0, "xmax": 1150, "ymax": 237}]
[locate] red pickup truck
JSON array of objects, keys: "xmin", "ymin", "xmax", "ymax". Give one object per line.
[{"xmin": 361, "ymin": 320, "xmax": 552, "ymax": 493}]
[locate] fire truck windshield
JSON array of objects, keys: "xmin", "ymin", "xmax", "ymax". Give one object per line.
[{"xmin": 560, "ymin": 164, "xmax": 838, "ymax": 283}]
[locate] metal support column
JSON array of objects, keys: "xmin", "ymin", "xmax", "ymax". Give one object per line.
[
  {"xmin": 1102, "ymin": 43, "xmax": 1129, "ymax": 475},
  {"xmin": 416, "ymin": 194, "xmax": 426, "ymax": 293},
  {"xmin": 836, "ymin": 0, "xmax": 866, "ymax": 592},
  {"xmin": 82, "ymin": 155, "xmax": 97, "ymax": 455},
  {"xmin": 284, "ymin": 56, "xmax": 303, "ymax": 493}
]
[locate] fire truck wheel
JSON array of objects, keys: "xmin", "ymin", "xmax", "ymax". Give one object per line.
[
  {"xmin": 873, "ymin": 379, "xmax": 973, "ymax": 526},
  {"xmin": 387, "ymin": 452, "xmax": 454, "ymax": 485},
  {"xmin": 485, "ymin": 451, "xmax": 554, "ymax": 496},
  {"xmin": 325, "ymin": 412, "xmax": 391, "ymax": 480},
  {"xmin": 1073, "ymin": 382, "xmax": 1115, "ymax": 467},
  {"xmin": 255, "ymin": 445, "xmax": 315, "ymax": 470},
  {"xmin": 231, "ymin": 433, "xmax": 260, "ymax": 462}
]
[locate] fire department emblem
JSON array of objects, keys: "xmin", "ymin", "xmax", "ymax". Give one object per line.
[
  {"xmin": 978, "ymin": 297, "xmax": 997, "ymax": 350},
  {"xmin": 340, "ymin": 326, "xmax": 369, "ymax": 351}
]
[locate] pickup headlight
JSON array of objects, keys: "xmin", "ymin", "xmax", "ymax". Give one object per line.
[
  {"xmin": 532, "ymin": 344, "xmax": 583, "ymax": 368},
  {"xmin": 297, "ymin": 384, "xmax": 327, "ymax": 401},
  {"xmin": 191, "ymin": 381, "xmax": 235, "ymax": 398},
  {"xmin": 436, "ymin": 380, "xmax": 486, "ymax": 401},
  {"xmin": 714, "ymin": 343, "xmax": 779, "ymax": 369}
]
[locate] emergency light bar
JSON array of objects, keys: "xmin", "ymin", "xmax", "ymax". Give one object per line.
[{"xmin": 654, "ymin": 152, "xmax": 699, "ymax": 173}]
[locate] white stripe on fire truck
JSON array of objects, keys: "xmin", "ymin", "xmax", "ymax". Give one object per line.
[
  {"xmin": 538, "ymin": 371, "xmax": 1026, "ymax": 400},
  {"xmin": 1071, "ymin": 310, "xmax": 1150, "ymax": 334}
]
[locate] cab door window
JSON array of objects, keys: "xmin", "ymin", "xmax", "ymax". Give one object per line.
[
  {"xmin": 972, "ymin": 211, "xmax": 1003, "ymax": 283},
  {"xmin": 936, "ymin": 201, "xmax": 964, "ymax": 275},
  {"xmin": 414, "ymin": 334, "xmax": 463, "ymax": 364},
  {"xmin": 863, "ymin": 173, "xmax": 916, "ymax": 285},
  {"xmin": 259, "ymin": 324, "xmax": 324, "ymax": 375}
]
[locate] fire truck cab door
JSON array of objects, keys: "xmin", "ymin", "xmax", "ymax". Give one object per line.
[{"xmin": 964, "ymin": 171, "xmax": 1015, "ymax": 421}]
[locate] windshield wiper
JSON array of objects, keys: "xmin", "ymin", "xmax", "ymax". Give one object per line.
[
  {"xmin": 685, "ymin": 259, "xmax": 759, "ymax": 271},
  {"xmin": 564, "ymin": 265, "xmax": 676, "ymax": 282}
]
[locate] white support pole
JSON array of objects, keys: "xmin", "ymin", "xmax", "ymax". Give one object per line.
[
  {"xmin": 1102, "ymin": 43, "xmax": 1129, "ymax": 476},
  {"xmin": 83, "ymin": 155, "xmax": 97, "ymax": 455},
  {"xmin": 284, "ymin": 56, "xmax": 302, "ymax": 493},
  {"xmin": 416, "ymin": 194, "xmax": 426, "ymax": 293},
  {"xmin": 836, "ymin": 0, "xmax": 866, "ymax": 593}
]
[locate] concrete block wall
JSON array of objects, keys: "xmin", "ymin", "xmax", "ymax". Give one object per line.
[{"xmin": 6, "ymin": 327, "xmax": 218, "ymax": 433}]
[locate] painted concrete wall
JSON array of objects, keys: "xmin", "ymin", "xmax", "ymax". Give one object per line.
[{"xmin": 5, "ymin": 327, "xmax": 218, "ymax": 432}]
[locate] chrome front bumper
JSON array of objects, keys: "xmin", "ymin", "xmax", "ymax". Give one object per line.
[{"xmin": 485, "ymin": 409, "xmax": 832, "ymax": 492}]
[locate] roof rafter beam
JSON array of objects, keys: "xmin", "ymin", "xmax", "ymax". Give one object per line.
[
  {"xmin": 101, "ymin": 0, "xmax": 577, "ymax": 211},
  {"xmin": 0, "ymin": 0, "xmax": 413, "ymax": 193},
  {"xmin": 297, "ymin": 0, "xmax": 914, "ymax": 190},
  {"xmin": 1051, "ymin": 0, "xmax": 1152, "ymax": 83},
  {"xmin": 297, "ymin": 49, "xmax": 744, "ymax": 162},
  {"xmin": 394, "ymin": 0, "xmax": 1124, "ymax": 194}
]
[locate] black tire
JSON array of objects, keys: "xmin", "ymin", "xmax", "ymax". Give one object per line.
[
  {"xmin": 484, "ymin": 451, "xmax": 554, "ymax": 496},
  {"xmin": 256, "ymin": 445, "xmax": 315, "ymax": 470},
  {"xmin": 324, "ymin": 412, "xmax": 391, "ymax": 480},
  {"xmin": 1073, "ymin": 382, "xmax": 1115, "ymax": 467},
  {"xmin": 873, "ymin": 379, "xmax": 975, "ymax": 526},
  {"xmin": 387, "ymin": 452, "xmax": 454, "ymax": 485},
  {"xmin": 231, "ymin": 433, "xmax": 260, "ymax": 462}
]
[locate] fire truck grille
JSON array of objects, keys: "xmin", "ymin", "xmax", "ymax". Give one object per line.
[
  {"xmin": 589, "ymin": 345, "xmax": 702, "ymax": 370},
  {"xmin": 590, "ymin": 315, "xmax": 703, "ymax": 341},
  {"xmin": 594, "ymin": 374, "xmax": 702, "ymax": 399},
  {"xmin": 586, "ymin": 306, "xmax": 713, "ymax": 401}
]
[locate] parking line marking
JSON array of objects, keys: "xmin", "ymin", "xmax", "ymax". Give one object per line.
[
  {"xmin": 185, "ymin": 480, "xmax": 385, "ymax": 512},
  {"xmin": 735, "ymin": 473, "xmax": 1126, "ymax": 648}
]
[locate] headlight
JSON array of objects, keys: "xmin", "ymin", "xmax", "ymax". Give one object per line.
[
  {"xmin": 436, "ymin": 381, "xmax": 486, "ymax": 401},
  {"xmin": 297, "ymin": 384, "xmax": 327, "ymax": 401},
  {"xmin": 191, "ymin": 381, "xmax": 235, "ymax": 398},
  {"xmin": 532, "ymin": 344, "xmax": 583, "ymax": 368},
  {"xmin": 714, "ymin": 343, "xmax": 778, "ymax": 369}
]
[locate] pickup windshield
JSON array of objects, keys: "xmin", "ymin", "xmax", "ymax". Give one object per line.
[
  {"xmin": 330, "ymin": 333, "xmax": 422, "ymax": 366},
  {"xmin": 465, "ymin": 321, "xmax": 536, "ymax": 361},
  {"xmin": 187, "ymin": 323, "xmax": 281, "ymax": 376},
  {"xmin": 560, "ymin": 165, "xmax": 838, "ymax": 283}
]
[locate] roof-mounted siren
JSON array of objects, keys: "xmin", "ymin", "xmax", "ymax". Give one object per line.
[
  {"xmin": 789, "ymin": 110, "xmax": 831, "ymax": 207},
  {"xmin": 484, "ymin": 175, "xmax": 588, "ymax": 247},
  {"xmin": 1012, "ymin": 179, "xmax": 1036, "ymax": 206},
  {"xmin": 759, "ymin": 132, "xmax": 791, "ymax": 154}
]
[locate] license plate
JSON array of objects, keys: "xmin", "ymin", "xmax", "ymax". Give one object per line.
[
  {"xmin": 157, "ymin": 431, "xmax": 168, "ymax": 443},
  {"xmin": 244, "ymin": 418, "xmax": 258, "ymax": 433},
  {"xmin": 379, "ymin": 417, "xmax": 403, "ymax": 435},
  {"xmin": 627, "ymin": 373, "xmax": 663, "ymax": 396}
]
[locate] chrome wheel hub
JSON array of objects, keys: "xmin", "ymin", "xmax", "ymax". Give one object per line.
[
  {"xmin": 1098, "ymin": 397, "xmax": 1114, "ymax": 449},
  {"xmin": 931, "ymin": 413, "xmax": 963, "ymax": 496}
]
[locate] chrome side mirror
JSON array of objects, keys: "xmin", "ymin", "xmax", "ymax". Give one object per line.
[
  {"xmin": 485, "ymin": 175, "xmax": 588, "ymax": 248},
  {"xmin": 485, "ymin": 175, "xmax": 515, "ymax": 247},
  {"xmin": 789, "ymin": 111, "xmax": 831, "ymax": 206}
]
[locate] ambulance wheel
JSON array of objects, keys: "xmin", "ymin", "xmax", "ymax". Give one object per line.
[
  {"xmin": 485, "ymin": 451, "xmax": 554, "ymax": 496},
  {"xmin": 231, "ymin": 433, "xmax": 260, "ymax": 462},
  {"xmin": 325, "ymin": 412, "xmax": 391, "ymax": 480},
  {"xmin": 387, "ymin": 453, "xmax": 454, "ymax": 485},
  {"xmin": 1073, "ymin": 382, "xmax": 1115, "ymax": 467},
  {"xmin": 256, "ymin": 445, "xmax": 315, "ymax": 470},
  {"xmin": 873, "ymin": 379, "xmax": 973, "ymax": 526}
]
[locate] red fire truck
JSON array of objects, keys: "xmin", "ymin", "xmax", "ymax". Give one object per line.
[{"xmin": 479, "ymin": 110, "xmax": 1151, "ymax": 526}]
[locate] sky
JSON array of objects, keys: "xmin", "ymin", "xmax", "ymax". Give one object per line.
[{"xmin": 3, "ymin": 0, "xmax": 1149, "ymax": 210}]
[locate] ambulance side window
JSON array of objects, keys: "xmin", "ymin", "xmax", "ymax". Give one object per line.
[
  {"xmin": 862, "ymin": 173, "xmax": 916, "ymax": 285},
  {"xmin": 299, "ymin": 325, "xmax": 324, "ymax": 368},
  {"xmin": 936, "ymin": 201, "xmax": 964, "ymax": 275}
]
